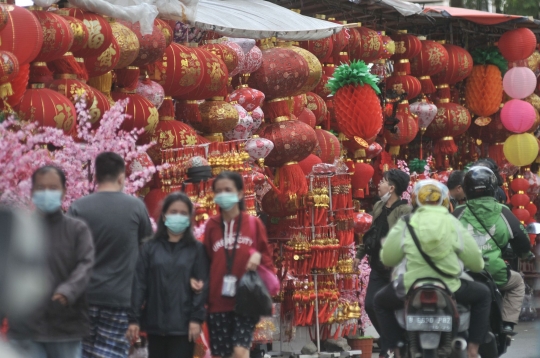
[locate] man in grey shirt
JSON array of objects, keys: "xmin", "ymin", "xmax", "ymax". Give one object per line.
[{"xmin": 68, "ymin": 152, "xmax": 152, "ymax": 358}]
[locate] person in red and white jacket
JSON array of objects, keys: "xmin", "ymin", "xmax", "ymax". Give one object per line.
[{"xmin": 203, "ymin": 171, "xmax": 274, "ymax": 358}]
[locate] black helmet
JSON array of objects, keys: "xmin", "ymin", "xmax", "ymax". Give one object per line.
[{"xmin": 463, "ymin": 166, "xmax": 498, "ymax": 200}]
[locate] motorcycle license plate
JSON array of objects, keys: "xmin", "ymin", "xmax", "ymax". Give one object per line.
[{"xmin": 406, "ymin": 315, "xmax": 452, "ymax": 332}]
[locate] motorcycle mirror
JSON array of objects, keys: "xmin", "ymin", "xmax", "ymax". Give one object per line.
[{"xmin": 526, "ymin": 222, "xmax": 540, "ymax": 234}]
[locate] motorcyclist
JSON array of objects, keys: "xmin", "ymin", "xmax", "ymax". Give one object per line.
[
  {"xmin": 453, "ymin": 166, "xmax": 533, "ymax": 336},
  {"xmin": 374, "ymin": 180, "xmax": 490, "ymax": 358}
]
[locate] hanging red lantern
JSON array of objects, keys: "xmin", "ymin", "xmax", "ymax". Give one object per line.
[
  {"xmin": 31, "ymin": 9, "xmax": 74, "ymax": 63},
  {"xmin": 111, "ymin": 91, "xmax": 159, "ymax": 143},
  {"xmin": 512, "ymin": 207, "xmax": 531, "ymax": 223},
  {"xmin": 15, "ymin": 85, "xmax": 77, "ymax": 134},
  {"xmin": 148, "ymin": 42, "xmax": 203, "ymax": 98},
  {"xmin": 298, "ymin": 107, "xmax": 316, "ymax": 128},
  {"xmin": 386, "ymin": 74, "xmax": 422, "ymax": 100},
  {"xmin": 49, "ymin": 74, "xmax": 96, "ymax": 110},
  {"xmin": 299, "ymin": 36, "xmax": 333, "ymax": 62},
  {"xmin": 88, "ymin": 89, "xmax": 111, "ymax": 129},
  {"xmin": 298, "ymin": 154, "xmax": 322, "ymax": 176},
  {"xmin": 313, "ymin": 65, "xmax": 333, "ymax": 99},
  {"xmin": 511, "ymin": 176, "xmax": 530, "ymax": 192},
  {"xmin": 351, "ymin": 161, "xmax": 374, "ymax": 198},
  {"xmin": 0, "ymin": 50, "xmax": 19, "ymax": 85},
  {"xmin": 228, "ymin": 86, "xmax": 265, "ymax": 112},
  {"xmin": 0, "ymin": 5, "xmax": 43, "ymax": 65},
  {"xmin": 425, "ymin": 100, "xmax": 471, "ymax": 158},
  {"xmin": 329, "ymin": 18, "xmax": 348, "ymax": 59},
  {"xmin": 526, "ymin": 202, "xmax": 537, "ymax": 217},
  {"xmin": 384, "ymin": 101, "xmax": 419, "ymax": 155},
  {"xmin": 84, "ymin": 37, "xmax": 121, "ymax": 77},
  {"xmin": 432, "ymin": 43, "xmax": 473, "ymax": 93},
  {"xmin": 350, "ymin": 26, "xmax": 383, "ymax": 64},
  {"xmin": 193, "ymin": 98, "xmax": 239, "ymax": 139},
  {"xmin": 314, "ymin": 127, "xmax": 340, "ymax": 164},
  {"xmin": 410, "ymin": 39, "xmax": 449, "ymax": 94},
  {"xmin": 63, "ymin": 16, "xmax": 89, "ymax": 54},
  {"xmin": 354, "ymin": 210, "xmax": 373, "ymax": 235},
  {"xmin": 4, "ymin": 63, "xmax": 29, "ymax": 108},
  {"xmin": 248, "ymin": 44, "xmax": 309, "ymax": 100},
  {"xmin": 511, "ymin": 193, "xmax": 530, "ymax": 207},
  {"xmin": 154, "ymin": 18, "xmax": 173, "ymax": 48},
  {"xmin": 118, "ymin": 20, "xmax": 166, "ymax": 67},
  {"xmin": 306, "ymin": 92, "xmax": 328, "ymax": 125},
  {"xmin": 110, "ymin": 20, "xmax": 140, "ymax": 69},
  {"xmin": 498, "ymin": 28, "xmax": 536, "ymax": 62},
  {"xmin": 469, "ymin": 108, "xmax": 511, "ymax": 144},
  {"xmin": 289, "ymin": 44, "xmax": 323, "ymax": 94},
  {"xmin": 58, "ymin": 8, "xmax": 113, "ymax": 58},
  {"xmin": 0, "ymin": 5, "xmax": 8, "ymax": 33},
  {"xmin": 176, "ymin": 46, "xmax": 228, "ymax": 100},
  {"xmin": 390, "ymin": 30, "xmax": 422, "ymax": 74},
  {"xmin": 202, "ymin": 42, "xmax": 239, "ymax": 74}
]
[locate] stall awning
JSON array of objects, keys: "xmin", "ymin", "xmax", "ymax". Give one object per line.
[
  {"xmin": 423, "ymin": 6, "xmax": 532, "ymax": 25},
  {"xmin": 194, "ymin": 0, "xmax": 343, "ymax": 41}
]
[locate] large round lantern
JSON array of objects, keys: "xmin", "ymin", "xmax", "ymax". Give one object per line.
[
  {"xmin": 503, "ymin": 67, "xmax": 536, "ymax": 99},
  {"xmin": 511, "ymin": 193, "xmax": 530, "ymax": 207},
  {"xmin": 250, "ymin": 107, "xmax": 264, "ymax": 134},
  {"xmin": 500, "ymin": 99, "xmax": 536, "ymax": 133},
  {"xmin": 84, "ymin": 37, "xmax": 121, "ymax": 77},
  {"xmin": 511, "ymin": 176, "xmax": 530, "ymax": 193},
  {"xmin": 384, "ymin": 101, "xmax": 419, "ymax": 154},
  {"xmin": 118, "ymin": 20, "xmax": 166, "ymax": 67},
  {"xmin": 379, "ymin": 31, "xmax": 395, "ymax": 60},
  {"xmin": 0, "ymin": 5, "xmax": 43, "ymax": 65},
  {"xmin": 63, "ymin": 16, "xmax": 89, "ymax": 53},
  {"xmin": 314, "ymin": 127, "xmax": 340, "ymax": 164},
  {"xmin": 386, "ymin": 74, "xmax": 422, "ymax": 100},
  {"xmin": 306, "ymin": 92, "xmax": 328, "ymax": 125},
  {"xmin": 297, "ymin": 107, "xmax": 316, "ymax": 128},
  {"xmin": 31, "ymin": 10, "xmax": 74, "ymax": 63},
  {"xmin": 425, "ymin": 100, "xmax": 471, "ymax": 158},
  {"xmin": 15, "ymin": 86, "xmax": 76, "ymax": 134},
  {"xmin": 410, "ymin": 39, "xmax": 449, "ymax": 94},
  {"xmin": 135, "ymin": 78, "xmax": 165, "ymax": 109},
  {"xmin": 192, "ymin": 98, "xmax": 238, "ymax": 138},
  {"xmin": 299, "ymin": 36, "xmax": 333, "ymax": 62},
  {"xmin": 503, "ymin": 133, "xmax": 539, "ymax": 167},
  {"xmin": 222, "ymin": 41, "xmax": 244, "ymax": 77},
  {"xmin": 432, "ymin": 43, "xmax": 473, "ymax": 87},
  {"xmin": 154, "ymin": 19, "xmax": 173, "ymax": 48},
  {"xmin": 289, "ymin": 45, "xmax": 322, "ymax": 94},
  {"xmin": 259, "ymin": 119, "xmax": 317, "ymax": 167},
  {"xmin": 149, "ymin": 42, "xmax": 203, "ymax": 98},
  {"xmin": 49, "ymin": 74, "xmax": 96, "ymax": 110},
  {"xmin": 351, "ymin": 161, "xmax": 374, "ymax": 198},
  {"xmin": 245, "ymin": 136, "xmax": 274, "ymax": 163},
  {"xmin": 248, "ymin": 45, "xmax": 309, "ymax": 100},
  {"xmin": 239, "ymin": 45, "xmax": 263, "ymax": 75},
  {"xmin": 228, "ymin": 86, "xmax": 265, "ymax": 112},
  {"xmin": 350, "ymin": 26, "xmax": 383, "ymax": 64},
  {"xmin": 354, "ymin": 210, "xmax": 373, "ymax": 234},
  {"xmin": 58, "ymin": 8, "xmax": 113, "ymax": 58},
  {"xmin": 202, "ymin": 42, "xmax": 239, "ymax": 74},
  {"xmin": 111, "ymin": 91, "xmax": 159, "ymax": 143},
  {"xmin": 4, "ymin": 63, "xmax": 29, "ymax": 108},
  {"xmin": 110, "ymin": 21, "xmax": 140, "ymax": 69},
  {"xmin": 176, "ymin": 46, "xmax": 229, "ymax": 100},
  {"xmin": 498, "ymin": 28, "xmax": 536, "ymax": 62},
  {"xmin": 390, "ymin": 30, "xmax": 422, "ymax": 74}
]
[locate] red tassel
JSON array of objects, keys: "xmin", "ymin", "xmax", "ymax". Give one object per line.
[
  {"xmin": 436, "ymin": 85, "xmax": 451, "ymax": 101},
  {"xmin": 394, "ymin": 60, "xmax": 411, "ymax": 74},
  {"xmin": 75, "ymin": 58, "xmax": 89, "ymax": 82},
  {"xmin": 419, "ymin": 76, "xmax": 436, "ymax": 94},
  {"xmin": 115, "ymin": 67, "xmax": 140, "ymax": 91},
  {"xmin": 29, "ymin": 62, "xmax": 53, "ymax": 86},
  {"xmin": 434, "ymin": 137, "xmax": 458, "ymax": 156},
  {"xmin": 176, "ymin": 100, "xmax": 201, "ymax": 125},
  {"xmin": 48, "ymin": 53, "xmax": 84, "ymax": 78},
  {"xmin": 263, "ymin": 98, "xmax": 291, "ymax": 121},
  {"xmin": 488, "ymin": 143, "xmax": 506, "ymax": 168},
  {"xmin": 275, "ymin": 163, "xmax": 308, "ymax": 203},
  {"xmin": 158, "ymin": 97, "xmax": 175, "ymax": 119}
]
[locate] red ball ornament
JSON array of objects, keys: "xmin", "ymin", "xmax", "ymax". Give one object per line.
[
  {"xmin": 88, "ymin": 89, "xmax": 111, "ymax": 129},
  {"xmin": 175, "ymin": 46, "xmax": 228, "ymax": 100},
  {"xmin": 111, "ymin": 91, "xmax": 159, "ymax": 143},
  {"xmin": 411, "ymin": 39, "xmax": 449, "ymax": 94},
  {"xmin": 118, "ymin": 20, "xmax": 166, "ymax": 67},
  {"xmin": 391, "ymin": 30, "xmax": 422, "ymax": 60},
  {"xmin": 354, "ymin": 211, "xmax": 373, "ymax": 235},
  {"xmin": 526, "ymin": 202, "xmax": 537, "ymax": 217},
  {"xmin": 0, "ymin": 50, "xmax": 19, "ymax": 84},
  {"xmin": 15, "ymin": 86, "xmax": 77, "ymax": 134},
  {"xmin": 350, "ymin": 26, "xmax": 383, "ymax": 64},
  {"xmin": 425, "ymin": 101, "xmax": 471, "ymax": 140},
  {"xmin": 259, "ymin": 119, "xmax": 318, "ymax": 167},
  {"xmin": 512, "ymin": 207, "xmax": 531, "ymax": 222},
  {"xmin": 31, "ymin": 10, "xmax": 74, "ymax": 63},
  {"xmin": 432, "ymin": 44, "xmax": 473, "ymax": 86},
  {"xmin": 0, "ymin": 5, "xmax": 43, "ymax": 65},
  {"xmin": 84, "ymin": 36, "xmax": 121, "ymax": 77},
  {"xmin": 511, "ymin": 193, "xmax": 530, "ymax": 208},
  {"xmin": 314, "ymin": 127, "xmax": 340, "ymax": 164},
  {"xmin": 511, "ymin": 177, "xmax": 530, "ymax": 193},
  {"xmin": 147, "ymin": 118, "xmax": 198, "ymax": 163},
  {"xmin": 248, "ymin": 46, "xmax": 309, "ymax": 100},
  {"xmin": 498, "ymin": 28, "xmax": 537, "ymax": 62},
  {"xmin": 298, "ymin": 154, "xmax": 322, "ymax": 176},
  {"xmin": 252, "ymin": 172, "xmax": 266, "ymax": 186},
  {"xmin": 59, "ymin": 8, "xmax": 113, "ymax": 58},
  {"xmin": 149, "ymin": 42, "xmax": 203, "ymax": 98},
  {"xmin": 351, "ymin": 161, "xmax": 374, "ymax": 198}
]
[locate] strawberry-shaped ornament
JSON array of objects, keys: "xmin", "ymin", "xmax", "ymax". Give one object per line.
[{"xmin": 327, "ymin": 60, "xmax": 383, "ymax": 145}]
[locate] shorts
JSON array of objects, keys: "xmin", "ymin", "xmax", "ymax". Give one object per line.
[{"xmin": 207, "ymin": 312, "xmax": 259, "ymax": 357}]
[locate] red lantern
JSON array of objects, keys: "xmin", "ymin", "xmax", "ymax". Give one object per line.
[
  {"xmin": 526, "ymin": 202, "xmax": 537, "ymax": 217},
  {"xmin": 202, "ymin": 42, "xmax": 239, "ymax": 74},
  {"xmin": 149, "ymin": 43, "xmax": 203, "ymax": 98},
  {"xmin": 511, "ymin": 177, "xmax": 530, "ymax": 193},
  {"xmin": 49, "ymin": 75, "xmax": 96, "ymax": 110},
  {"xmin": 391, "ymin": 30, "xmax": 422, "ymax": 74},
  {"xmin": 498, "ymin": 28, "xmax": 536, "ymax": 62},
  {"xmin": 298, "ymin": 107, "xmax": 316, "ymax": 128},
  {"xmin": 289, "ymin": 45, "xmax": 323, "ymax": 94},
  {"xmin": 384, "ymin": 101, "xmax": 419, "ymax": 154},
  {"xmin": 84, "ymin": 37, "xmax": 121, "ymax": 77},
  {"xmin": 313, "ymin": 66, "xmax": 332, "ymax": 99},
  {"xmin": 314, "ymin": 127, "xmax": 340, "ymax": 164},
  {"xmin": 259, "ymin": 119, "xmax": 318, "ymax": 167},
  {"xmin": 386, "ymin": 74, "xmax": 422, "ymax": 100},
  {"xmin": 111, "ymin": 91, "xmax": 159, "ymax": 143},
  {"xmin": 469, "ymin": 109, "xmax": 511, "ymax": 144},
  {"xmin": 432, "ymin": 44, "xmax": 473, "ymax": 87},
  {"xmin": 425, "ymin": 101, "xmax": 471, "ymax": 143},
  {"xmin": 306, "ymin": 91, "xmax": 328, "ymax": 125},
  {"xmin": 4, "ymin": 63, "xmax": 29, "ymax": 108},
  {"xmin": 354, "ymin": 210, "xmax": 373, "ymax": 235},
  {"xmin": 299, "ymin": 36, "xmax": 333, "ymax": 62},
  {"xmin": 15, "ymin": 86, "xmax": 77, "ymax": 134},
  {"xmin": 118, "ymin": 20, "xmax": 166, "ymax": 67},
  {"xmin": 88, "ymin": 89, "xmax": 111, "ymax": 129},
  {"xmin": 512, "ymin": 207, "xmax": 531, "ymax": 222},
  {"xmin": 31, "ymin": 10, "xmax": 74, "ymax": 63},
  {"xmin": 0, "ymin": 5, "xmax": 43, "ymax": 65},
  {"xmin": 63, "ymin": 16, "xmax": 89, "ymax": 53},
  {"xmin": 298, "ymin": 154, "xmax": 322, "ymax": 176},
  {"xmin": 0, "ymin": 51, "xmax": 19, "ymax": 84},
  {"xmin": 350, "ymin": 26, "xmax": 383, "ymax": 64},
  {"xmin": 411, "ymin": 40, "xmax": 449, "ymax": 94},
  {"xmin": 194, "ymin": 98, "xmax": 239, "ymax": 136},
  {"xmin": 126, "ymin": 151, "xmax": 155, "ymax": 179},
  {"xmin": 154, "ymin": 18, "xmax": 173, "ymax": 48},
  {"xmin": 351, "ymin": 161, "xmax": 374, "ymax": 198},
  {"xmin": 176, "ymin": 46, "xmax": 228, "ymax": 100},
  {"xmin": 248, "ymin": 46, "xmax": 309, "ymax": 100},
  {"xmin": 59, "ymin": 8, "xmax": 113, "ymax": 58},
  {"xmin": 110, "ymin": 21, "xmax": 140, "ymax": 70},
  {"xmin": 511, "ymin": 193, "xmax": 530, "ymax": 208},
  {"xmin": 228, "ymin": 86, "xmax": 265, "ymax": 112}
]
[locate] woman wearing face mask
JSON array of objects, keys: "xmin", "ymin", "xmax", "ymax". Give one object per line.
[
  {"xmin": 355, "ymin": 169, "xmax": 411, "ymax": 358},
  {"xmin": 127, "ymin": 192, "xmax": 209, "ymax": 358},
  {"xmin": 203, "ymin": 171, "xmax": 274, "ymax": 358}
]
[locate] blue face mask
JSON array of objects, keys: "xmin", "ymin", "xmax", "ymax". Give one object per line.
[
  {"xmin": 32, "ymin": 190, "xmax": 63, "ymax": 213},
  {"xmin": 214, "ymin": 192, "xmax": 240, "ymax": 211},
  {"xmin": 164, "ymin": 214, "xmax": 191, "ymax": 234}
]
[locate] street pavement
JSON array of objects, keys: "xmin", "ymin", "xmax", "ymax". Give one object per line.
[{"xmin": 371, "ymin": 320, "xmax": 539, "ymax": 357}]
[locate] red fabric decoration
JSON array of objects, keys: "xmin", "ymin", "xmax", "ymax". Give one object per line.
[
  {"xmin": 351, "ymin": 161, "xmax": 374, "ymax": 198},
  {"xmin": 349, "ymin": 27, "xmax": 383, "ymax": 64},
  {"xmin": 0, "ymin": 5, "xmax": 42, "ymax": 65},
  {"xmin": 111, "ymin": 91, "xmax": 159, "ymax": 143},
  {"xmin": 411, "ymin": 40, "xmax": 449, "ymax": 94},
  {"xmin": 498, "ymin": 28, "xmax": 537, "ymax": 62},
  {"xmin": 49, "ymin": 76, "xmax": 96, "ymax": 110},
  {"xmin": 15, "ymin": 86, "xmax": 77, "ymax": 134},
  {"xmin": 119, "ymin": 20, "xmax": 166, "ymax": 67},
  {"xmin": 391, "ymin": 31, "xmax": 422, "ymax": 60},
  {"xmin": 31, "ymin": 10, "xmax": 74, "ymax": 63},
  {"xmin": 202, "ymin": 42, "xmax": 239, "ymax": 74},
  {"xmin": 84, "ymin": 37, "xmax": 121, "ymax": 77},
  {"xmin": 298, "ymin": 154, "xmax": 322, "ymax": 176},
  {"xmin": 314, "ymin": 128, "xmax": 340, "ymax": 164},
  {"xmin": 194, "ymin": 98, "xmax": 238, "ymax": 134},
  {"xmin": 59, "ymin": 8, "xmax": 113, "ymax": 58},
  {"xmin": 248, "ymin": 46, "xmax": 309, "ymax": 100},
  {"xmin": 354, "ymin": 211, "xmax": 373, "ymax": 234}
]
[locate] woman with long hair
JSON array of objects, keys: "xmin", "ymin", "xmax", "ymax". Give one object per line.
[
  {"xmin": 203, "ymin": 171, "xmax": 274, "ymax": 358},
  {"xmin": 127, "ymin": 192, "xmax": 209, "ymax": 358}
]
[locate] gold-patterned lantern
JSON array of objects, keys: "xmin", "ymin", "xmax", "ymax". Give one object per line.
[
  {"xmin": 110, "ymin": 20, "xmax": 140, "ymax": 69},
  {"xmin": 194, "ymin": 97, "xmax": 239, "ymax": 141}
]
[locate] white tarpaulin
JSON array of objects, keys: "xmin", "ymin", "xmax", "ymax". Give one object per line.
[{"xmin": 194, "ymin": 0, "xmax": 343, "ymax": 41}]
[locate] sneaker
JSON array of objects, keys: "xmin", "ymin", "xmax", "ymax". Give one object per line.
[{"xmin": 503, "ymin": 325, "xmax": 517, "ymax": 336}]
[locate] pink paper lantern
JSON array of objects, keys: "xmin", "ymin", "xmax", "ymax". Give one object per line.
[
  {"xmin": 223, "ymin": 41, "xmax": 245, "ymax": 77},
  {"xmin": 503, "ymin": 67, "xmax": 537, "ymax": 99},
  {"xmin": 245, "ymin": 137, "xmax": 274, "ymax": 162},
  {"xmin": 501, "ymin": 99, "xmax": 536, "ymax": 133},
  {"xmin": 250, "ymin": 106, "xmax": 264, "ymax": 134},
  {"xmin": 410, "ymin": 100, "xmax": 437, "ymax": 130},
  {"xmin": 224, "ymin": 104, "xmax": 253, "ymax": 140},
  {"xmin": 240, "ymin": 45, "xmax": 263, "ymax": 74}
]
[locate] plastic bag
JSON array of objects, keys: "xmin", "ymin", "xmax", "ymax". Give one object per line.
[
  {"xmin": 519, "ymin": 284, "xmax": 537, "ymax": 322},
  {"xmin": 258, "ymin": 264, "xmax": 280, "ymax": 296},
  {"xmin": 235, "ymin": 271, "xmax": 272, "ymax": 318}
]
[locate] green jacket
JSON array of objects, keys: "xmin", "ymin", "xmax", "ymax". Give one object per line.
[
  {"xmin": 453, "ymin": 197, "xmax": 531, "ymax": 286},
  {"xmin": 381, "ymin": 205, "xmax": 484, "ymax": 293}
]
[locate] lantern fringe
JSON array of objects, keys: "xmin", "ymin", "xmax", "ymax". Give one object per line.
[
  {"xmin": 436, "ymin": 86, "xmax": 451, "ymax": 101},
  {"xmin": 88, "ymin": 72, "xmax": 113, "ymax": 98},
  {"xmin": 176, "ymin": 100, "xmax": 201, "ymax": 125},
  {"xmin": 434, "ymin": 138, "xmax": 458, "ymax": 155},
  {"xmin": 264, "ymin": 98, "xmax": 290, "ymax": 121},
  {"xmin": 115, "ymin": 67, "xmax": 140, "ymax": 91},
  {"xmin": 29, "ymin": 63, "xmax": 53, "ymax": 86},
  {"xmin": 419, "ymin": 76, "xmax": 436, "ymax": 94},
  {"xmin": 389, "ymin": 145, "xmax": 401, "ymax": 156},
  {"xmin": 48, "ymin": 54, "xmax": 84, "ymax": 78},
  {"xmin": 274, "ymin": 163, "xmax": 308, "ymax": 203},
  {"xmin": 158, "ymin": 97, "xmax": 175, "ymax": 119},
  {"xmin": 76, "ymin": 58, "xmax": 89, "ymax": 82},
  {"xmin": 394, "ymin": 61, "xmax": 411, "ymax": 74}
]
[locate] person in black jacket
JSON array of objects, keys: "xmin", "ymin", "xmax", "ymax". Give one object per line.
[
  {"xmin": 127, "ymin": 192, "xmax": 209, "ymax": 358},
  {"xmin": 474, "ymin": 158, "xmax": 507, "ymax": 204}
]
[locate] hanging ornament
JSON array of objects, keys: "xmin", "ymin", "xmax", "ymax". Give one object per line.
[
  {"xmin": 288, "ymin": 43, "xmax": 323, "ymax": 94},
  {"xmin": 503, "ymin": 66, "xmax": 537, "ymax": 99},
  {"xmin": 314, "ymin": 127, "xmax": 340, "ymax": 164},
  {"xmin": 118, "ymin": 20, "xmax": 166, "ymax": 67},
  {"xmin": 410, "ymin": 98, "xmax": 437, "ymax": 132},
  {"xmin": 386, "ymin": 73, "xmax": 422, "ymax": 100},
  {"xmin": 154, "ymin": 18, "xmax": 173, "ymax": 48},
  {"xmin": 30, "ymin": 9, "xmax": 74, "ymax": 63},
  {"xmin": 298, "ymin": 154, "xmax": 322, "ymax": 176},
  {"xmin": 250, "ymin": 106, "xmax": 264, "ymax": 135},
  {"xmin": 299, "ymin": 36, "xmax": 333, "ymax": 62},
  {"xmin": 84, "ymin": 37, "xmax": 121, "ymax": 77},
  {"xmin": 87, "ymin": 89, "xmax": 111, "ymax": 129},
  {"xmin": 222, "ymin": 40, "xmax": 245, "ymax": 77},
  {"xmin": 410, "ymin": 38, "xmax": 449, "ymax": 94},
  {"xmin": 349, "ymin": 25, "xmax": 383, "ymax": 64},
  {"xmin": 202, "ymin": 41, "xmax": 239, "ymax": 75},
  {"xmin": 245, "ymin": 136, "xmax": 274, "ymax": 164},
  {"xmin": 351, "ymin": 161, "xmax": 374, "ymax": 198},
  {"xmin": 194, "ymin": 98, "xmax": 239, "ymax": 141},
  {"xmin": 239, "ymin": 44, "xmax": 263, "ymax": 75},
  {"xmin": 135, "ymin": 76, "xmax": 165, "ymax": 109},
  {"xmin": 228, "ymin": 86, "xmax": 265, "ymax": 112},
  {"xmin": 432, "ymin": 43, "xmax": 473, "ymax": 98},
  {"xmin": 384, "ymin": 101, "xmax": 419, "ymax": 155},
  {"xmin": 500, "ymin": 99, "xmax": 536, "ymax": 133},
  {"xmin": 63, "ymin": 16, "xmax": 89, "ymax": 54},
  {"xmin": 111, "ymin": 90, "xmax": 159, "ymax": 143},
  {"xmin": 0, "ymin": 5, "xmax": 42, "ymax": 65},
  {"xmin": 306, "ymin": 92, "xmax": 328, "ymax": 125},
  {"xmin": 390, "ymin": 30, "xmax": 422, "ymax": 74},
  {"xmin": 224, "ymin": 104, "xmax": 253, "ymax": 140},
  {"xmin": 503, "ymin": 133, "xmax": 539, "ymax": 167},
  {"xmin": 110, "ymin": 20, "xmax": 140, "ymax": 69},
  {"xmin": 498, "ymin": 28, "xmax": 536, "ymax": 62}
]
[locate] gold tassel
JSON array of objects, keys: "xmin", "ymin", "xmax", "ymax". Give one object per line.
[
  {"xmin": 0, "ymin": 83, "xmax": 13, "ymax": 99},
  {"xmin": 389, "ymin": 145, "xmax": 401, "ymax": 156},
  {"xmin": 204, "ymin": 133, "xmax": 223, "ymax": 142},
  {"xmin": 88, "ymin": 71, "xmax": 113, "ymax": 101}
]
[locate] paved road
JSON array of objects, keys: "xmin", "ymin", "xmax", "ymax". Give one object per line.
[{"xmin": 371, "ymin": 321, "xmax": 539, "ymax": 357}]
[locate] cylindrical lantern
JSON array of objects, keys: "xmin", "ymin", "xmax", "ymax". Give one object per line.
[
  {"xmin": 31, "ymin": 9, "xmax": 74, "ymax": 63},
  {"xmin": 306, "ymin": 91, "xmax": 328, "ymax": 125},
  {"xmin": 432, "ymin": 43, "xmax": 473, "ymax": 87},
  {"xmin": 386, "ymin": 74, "xmax": 422, "ymax": 100},
  {"xmin": 498, "ymin": 28, "xmax": 536, "ymax": 62},
  {"xmin": 88, "ymin": 89, "xmax": 111, "ymax": 129},
  {"xmin": 390, "ymin": 30, "xmax": 422, "ymax": 74},
  {"xmin": 118, "ymin": 20, "xmax": 166, "ymax": 67},
  {"xmin": 503, "ymin": 133, "xmax": 539, "ymax": 167},
  {"xmin": 501, "ymin": 99, "xmax": 536, "ymax": 133},
  {"xmin": 111, "ymin": 91, "xmax": 159, "ymax": 143},
  {"xmin": 384, "ymin": 101, "xmax": 419, "ymax": 154},
  {"xmin": 49, "ymin": 74, "xmax": 96, "ymax": 110},
  {"xmin": 110, "ymin": 20, "xmax": 140, "ymax": 69},
  {"xmin": 194, "ymin": 98, "xmax": 239, "ymax": 137},
  {"xmin": 299, "ymin": 36, "xmax": 333, "ymax": 62},
  {"xmin": 63, "ymin": 16, "xmax": 89, "ymax": 54},
  {"xmin": 0, "ymin": 5, "xmax": 43, "ymax": 65},
  {"xmin": 84, "ymin": 37, "xmax": 121, "ymax": 77},
  {"xmin": 410, "ymin": 39, "xmax": 449, "ymax": 94},
  {"xmin": 15, "ymin": 85, "xmax": 77, "ymax": 134},
  {"xmin": 314, "ymin": 127, "xmax": 340, "ymax": 164},
  {"xmin": 503, "ymin": 66, "xmax": 536, "ymax": 99},
  {"xmin": 349, "ymin": 26, "xmax": 383, "ymax": 64}
]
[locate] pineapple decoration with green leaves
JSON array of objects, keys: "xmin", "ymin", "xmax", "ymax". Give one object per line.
[{"xmin": 327, "ymin": 60, "xmax": 383, "ymax": 146}]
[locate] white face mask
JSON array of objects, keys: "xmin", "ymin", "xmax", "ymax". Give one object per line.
[{"xmin": 380, "ymin": 192, "xmax": 392, "ymax": 203}]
